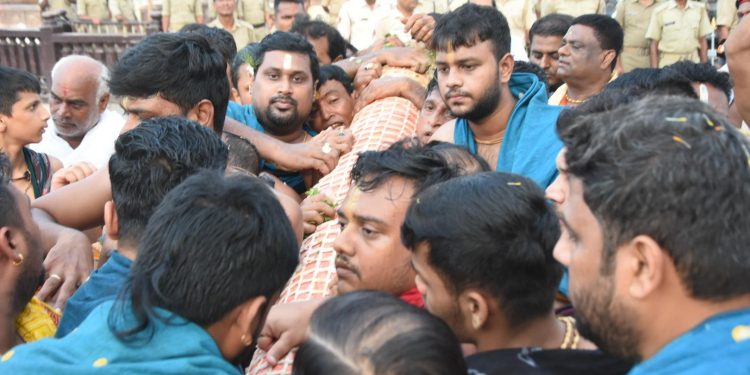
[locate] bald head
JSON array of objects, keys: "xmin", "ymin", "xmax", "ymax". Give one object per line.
[{"xmin": 49, "ymin": 55, "xmax": 111, "ymax": 144}]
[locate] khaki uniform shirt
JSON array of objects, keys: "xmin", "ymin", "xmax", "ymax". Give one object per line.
[
  {"xmin": 48, "ymin": 0, "xmax": 78, "ymax": 20},
  {"xmin": 337, "ymin": 0, "xmax": 391, "ymax": 50},
  {"xmin": 322, "ymin": 0, "xmax": 345, "ymax": 23},
  {"xmin": 237, "ymin": 0, "xmax": 267, "ymax": 26},
  {"xmin": 419, "ymin": 0, "xmax": 450, "ymax": 13},
  {"xmin": 615, "ymin": 0, "xmax": 663, "ymax": 71},
  {"xmin": 112, "ymin": 0, "xmax": 137, "ymax": 20},
  {"xmin": 646, "ymin": 0, "xmax": 712, "ymax": 66},
  {"xmin": 77, "ymin": 0, "xmax": 110, "ymax": 20},
  {"xmin": 163, "ymin": 0, "xmax": 205, "ymax": 31},
  {"xmin": 308, "ymin": 4, "xmax": 332, "ymax": 24},
  {"xmin": 498, "ymin": 0, "xmax": 536, "ymax": 42},
  {"xmin": 716, "ymin": 0, "xmax": 738, "ymax": 30},
  {"xmin": 373, "ymin": 2, "xmax": 431, "ymax": 44},
  {"xmin": 208, "ymin": 17, "xmax": 257, "ymax": 49},
  {"xmin": 540, "ymin": 0, "xmax": 606, "ymax": 17}
]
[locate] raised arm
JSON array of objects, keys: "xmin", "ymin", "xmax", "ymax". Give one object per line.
[{"xmin": 725, "ymin": 15, "xmax": 750, "ymax": 123}]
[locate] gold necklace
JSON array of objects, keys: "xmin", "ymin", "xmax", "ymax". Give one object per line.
[
  {"xmin": 558, "ymin": 316, "xmax": 580, "ymax": 349},
  {"xmin": 564, "ymin": 93, "xmax": 587, "ymax": 105}
]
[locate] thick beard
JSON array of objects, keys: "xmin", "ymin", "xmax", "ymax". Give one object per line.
[
  {"xmin": 254, "ymin": 98, "xmax": 302, "ymax": 137},
  {"xmin": 451, "ymin": 71, "xmax": 502, "ymax": 123},
  {"xmin": 572, "ymin": 271, "xmax": 642, "ymax": 363}
]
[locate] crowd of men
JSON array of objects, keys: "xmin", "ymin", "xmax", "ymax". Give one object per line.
[{"xmin": 1, "ymin": 0, "xmax": 749, "ymax": 373}]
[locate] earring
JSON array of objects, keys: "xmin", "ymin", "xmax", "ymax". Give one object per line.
[
  {"xmin": 240, "ymin": 333, "xmax": 253, "ymax": 347},
  {"xmin": 12, "ymin": 253, "xmax": 24, "ymax": 266}
]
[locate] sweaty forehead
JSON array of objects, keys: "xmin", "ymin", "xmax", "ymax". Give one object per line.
[
  {"xmin": 320, "ymin": 80, "xmax": 347, "ymax": 96},
  {"xmin": 259, "ymin": 51, "xmax": 311, "ymax": 73},
  {"xmin": 531, "ymin": 35, "xmax": 563, "ymax": 52},
  {"xmin": 343, "ymin": 178, "xmax": 416, "ymax": 221},
  {"xmin": 51, "ymin": 74, "xmax": 97, "ymax": 100},
  {"xmin": 435, "ymin": 39, "xmax": 493, "ymax": 60},
  {"xmin": 565, "ymin": 25, "xmax": 598, "ymax": 44}
]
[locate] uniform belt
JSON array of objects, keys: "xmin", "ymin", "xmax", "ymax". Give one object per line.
[
  {"xmin": 623, "ymin": 46, "xmax": 650, "ymax": 55},
  {"xmin": 252, "ymin": 22, "xmax": 265, "ymax": 28},
  {"xmin": 660, "ymin": 51, "xmax": 697, "ymax": 57}
]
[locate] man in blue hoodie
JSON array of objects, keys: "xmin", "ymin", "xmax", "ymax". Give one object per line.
[{"xmin": 430, "ymin": 3, "xmax": 563, "ymax": 188}]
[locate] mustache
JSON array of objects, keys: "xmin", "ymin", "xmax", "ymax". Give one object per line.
[
  {"xmin": 270, "ymin": 95, "xmax": 298, "ymax": 106},
  {"xmin": 335, "ymin": 254, "xmax": 360, "ymax": 277},
  {"xmin": 445, "ymin": 90, "xmax": 470, "ymax": 99}
]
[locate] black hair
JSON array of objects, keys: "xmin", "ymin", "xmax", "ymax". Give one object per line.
[
  {"xmin": 274, "ymin": 0, "xmax": 304, "ymax": 12},
  {"xmin": 351, "ymin": 139, "xmax": 475, "ymax": 195},
  {"xmin": 232, "ymin": 43, "xmax": 260, "ymax": 89},
  {"xmin": 571, "ymin": 14, "xmax": 623, "ymax": 71},
  {"xmin": 293, "ymin": 291, "xmax": 467, "ymax": 375},
  {"xmin": 109, "ymin": 33, "xmax": 229, "ymax": 134},
  {"xmin": 0, "ymin": 66, "xmax": 41, "ymax": 116},
  {"xmin": 180, "ymin": 24, "xmax": 238, "ymax": 65},
  {"xmin": 605, "ymin": 68, "xmax": 697, "ymax": 98},
  {"xmin": 425, "ymin": 77, "xmax": 438, "ymax": 98},
  {"xmin": 291, "ymin": 19, "xmax": 348, "ymax": 62},
  {"xmin": 111, "ymin": 170, "xmax": 299, "ymax": 339},
  {"xmin": 402, "ymin": 172, "xmax": 562, "ymax": 326},
  {"xmin": 318, "ymin": 65, "xmax": 353, "ymax": 94},
  {"xmin": 425, "ymin": 141, "xmax": 491, "ymax": 174},
  {"xmin": 662, "ymin": 61, "xmax": 733, "ymax": 102},
  {"xmin": 559, "ymin": 95, "xmax": 750, "ymax": 300},
  {"xmin": 431, "ymin": 3, "xmax": 511, "ymax": 61},
  {"xmin": 557, "ymin": 84, "xmax": 697, "ymax": 134},
  {"xmin": 0, "ymin": 154, "xmax": 21, "ymax": 229},
  {"xmin": 224, "ymin": 132, "xmax": 261, "ymax": 175},
  {"xmin": 255, "ymin": 31, "xmax": 320, "ymax": 83},
  {"xmin": 513, "ymin": 60, "xmax": 549, "ymax": 88},
  {"xmin": 108, "ymin": 117, "xmax": 229, "ymax": 246},
  {"xmin": 529, "ymin": 13, "xmax": 574, "ymax": 42}
]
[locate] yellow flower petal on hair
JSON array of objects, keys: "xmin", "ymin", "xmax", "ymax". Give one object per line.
[
  {"xmin": 507, "ymin": 182, "xmax": 522, "ymax": 186},
  {"xmin": 672, "ymin": 136, "xmax": 692, "ymax": 149},
  {"xmin": 731, "ymin": 325, "xmax": 750, "ymax": 343},
  {"xmin": 665, "ymin": 117, "xmax": 688, "ymax": 123},
  {"xmin": 92, "ymin": 357, "xmax": 109, "ymax": 368},
  {"xmin": 1, "ymin": 351, "xmax": 14, "ymax": 362}
]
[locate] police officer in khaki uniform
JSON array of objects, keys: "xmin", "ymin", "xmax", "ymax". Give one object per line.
[
  {"xmin": 540, "ymin": 0, "xmax": 606, "ymax": 17},
  {"xmin": 113, "ymin": 0, "xmax": 138, "ymax": 21},
  {"xmin": 162, "ymin": 0, "xmax": 205, "ymax": 32},
  {"xmin": 646, "ymin": 0, "xmax": 712, "ymax": 68},
  {"xmin": 237, "ymin": 0, "xmax": 269, "ymax": 39},
  {"xmin": 498, "ymin": 0, "xmax": 537, "ymax": 44},
  {"xmin": 615, "ymin": 0, "xmax": 663, "ymax": 72},
  {"xmin": 77, "ymin": 0, "xmax": 111, "ymax": 22},
  {"xmin": 42, "ymin": 0, "xmax": 78, "ymax": 20},
  {"xmin": 716, "ymin": 0, "xmax": 738, "ymax": 40},
  {"xmin": 209, "ymin": 0, "xmax": 258, "ymax": 47}
]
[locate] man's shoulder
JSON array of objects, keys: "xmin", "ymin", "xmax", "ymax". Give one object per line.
[
  {"xmin": 653, "ymin": 1, "xmax": 676, "ymax": 13},
  {"xmin": 236, "ymin": 19, "xmax": 255, "ymax": 29}
]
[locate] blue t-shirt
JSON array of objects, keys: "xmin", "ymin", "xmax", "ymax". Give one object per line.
[
  {"xmin": 629, "ymin": 308, "xmax": 750, "ymax": 374},
  {"xmin": 0, "ymin": 301, "xmax": 240, "ymax": 374},
  {"xmin": 453, "ymin": 72, "xmax": 563, "ymax": 189},
  {"xmin": 226, "ymin": 101, "xmax": 317, "ymax": 194},
  {"xmin": 56, "ymin": 251, "xmax": 132, "ymax": 338}
]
